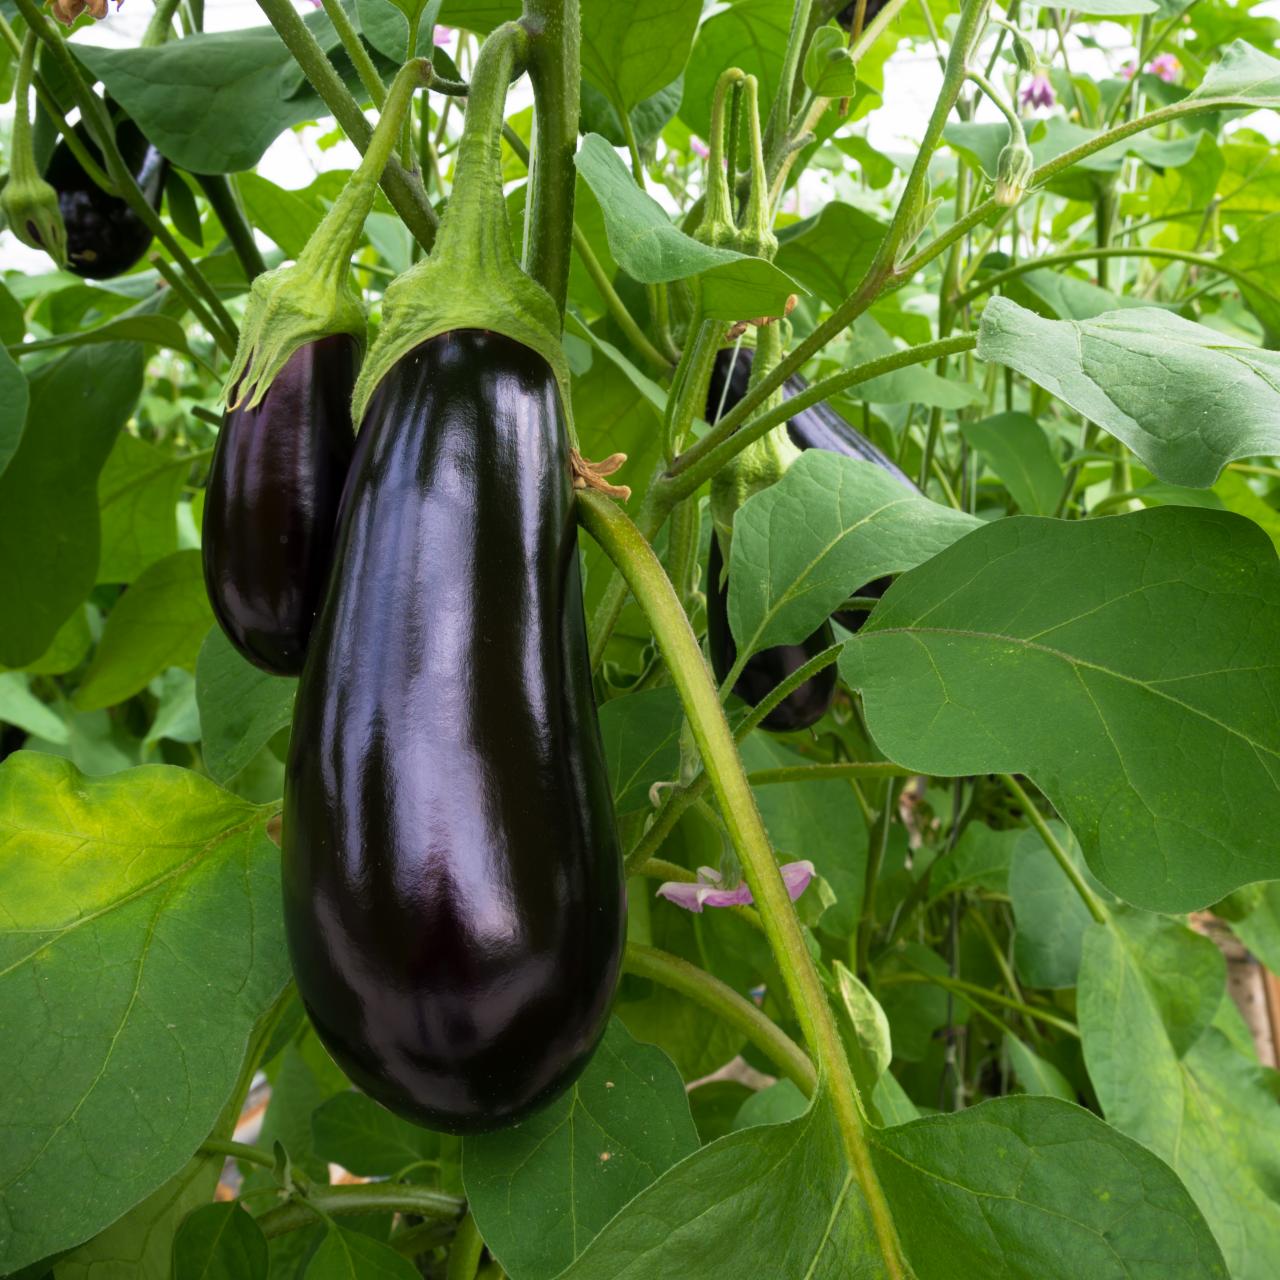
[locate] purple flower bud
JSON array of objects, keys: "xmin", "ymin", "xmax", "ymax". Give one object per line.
[
  {"xmin": 691, "ymin": 136, "xmax": 710, "ymax": 159},
  {"xmin": 1147, "ymin": 54, "xmax": 1180, "ymax": 83},
  {"xmin": 1020, "ymin": 73, "xmax": 1055, "ymax": 110},
  {"xmin": 434, "ymin": 25, "xmax": 454, "ymax": 46},
  {"xmin": 656, "ymin": 861, "xmax": 816, "ymax": 913}
]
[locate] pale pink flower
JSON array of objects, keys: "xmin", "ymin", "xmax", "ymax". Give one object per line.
[
  {"xmin": 656, "ymin": 861, "xmax": 816, "ymax": 913},
  {"xmin": 1120, "ymin": 62, "xmax": 1136, "ymax": 80},
  {"xmin": 434, "ymin": 25, "xmax": 454, "ymax": 46},
  {"xmin": 1146, "ymin": 53, "xmax": 1180, "ymax": 83},
  {"xmin": 1020, "ymin": 73, "xmax": 1055, "ymax": 110},
  {"xmin": 691, "ymin": 136, "xmax": 710, "ymax": 159}
]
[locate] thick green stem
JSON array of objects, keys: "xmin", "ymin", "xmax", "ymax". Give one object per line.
[
  {"xmin": 142, "ymin": 0, "xmax": 183, "ymax": 46},
  {"xmin": 255, "ymin": 0, "xmax": 438, "ymax": 248},
  {"xmin": 625, "ymin": 942, "xmax": 815, "ymax": 1092},
  {"xmin": 200, "ymin": 1137, "xmax": 276, "ymax": 1170},
  {"xmin": 1002, "ymin": 775, "xmax": 1109, "ymax": 925},
  {"xmin": 320, "ymin": 0, "xmax": 387, "ymax": 106},
  {"xmin": 763, "ymin": 0, "xmax": 814, "ymax": 177},
  {"xmin": 666, "ymin": 334, "xmax": 977, "ymax": 499},
  {"xmin": 445, "ymin": 1213, "xmax": 485, "ymax": 1280},
  {"xmin": 195, "ymin": 174, "xmax": 268, "ymax": 281},
  {"xmin": 579, "ymin": 491, "xmax": 906, "ymax": 1279},
  {"xmin": 256, "ymin": 1184, "xmax": 466, "ymax": 1239},
  {"xmin": 521, "ymin": 0, "xmax": 579, "ymax": 316}
]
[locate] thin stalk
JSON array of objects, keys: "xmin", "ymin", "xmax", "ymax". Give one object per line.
[
  {"xmin": 857, "ymin": 779, "xmax": 899, "ymax": 977},
  {"xmin": 762, "ymin": 0, "xmax": 814, "ymax": 177},
  {"xmin": 152, "ymin": 254, "xmax": 238, "ymax": 357},
  {"xmin": 580, "ymin": 490, "xmax": 907, "ymax": 1278},
  {"xmin": 879, "ymin": 971, "xmax": 1081, "ymax": 1038},
  {"xmin": 194, "ymin": 174, "xmax": 268, "ymax": 281},
  {"xmin": 1002, "ymin": 775, "xmax": 1109, "ymax": 925},
  {"xmin": 625, "ymin": 942, "xmax": 815, "ymax": 1094},
  {"xmin": 748, "ymin": 763, "xmax": 914, "ymax": 787},
  {"xmin": 257, "ymin": 1184, "xmax": 466, "ymax": 1240},
  {"xmin": 572, "ymin": 225, "xmax": 672, "ymax": 370},
  {"xmin": 320, "ymin": 0, "xmax": 387, "ymax": 107},
  {"xmin": 522, "ymin": 0, "xmax": 580, "ymax": 315},
  {"xmin": 255, "ymin": 0, "xmax": 438, "ymax": 248},
  {"xmin": 200, "ymin": 1138, "xmax": 276, "ymax": 1170}
]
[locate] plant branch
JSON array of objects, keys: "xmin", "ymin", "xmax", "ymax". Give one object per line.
[
  {"xmin": 625, "ymin": 942, "xmax": 816, "ymax": 1093},
  {"xmin": 1002, "ymin": 775, "xmax": 1109, "ymax": 925},
  {"xmin": 256, "ymin": 1184, "xmax": 466, "ymax": 1240},
  {"xmin": 255, "ymin": 0, "xmax": 438, "ymax": 248},
  {"xmin": 579, "ymin": 491, "xmax": 907, "ymax": 1278},
  {"xmin": 878, "ymin": 970, "xmax": 1081, "ymax": 1038},
  {"xmin": 521, "ymin": 0, "xmax": 579, "ymax": 316},
  {"xmin": 320, "ymin": 0, "xmax": 386, "ymax": 107},
  {"xmin": 194, "ymin": 174, "xmax": 268, "ymax": 281}
]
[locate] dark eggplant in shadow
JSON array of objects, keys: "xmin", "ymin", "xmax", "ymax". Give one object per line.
[
  {"xmin": 45, "ymin": 109, "xmax": 167, "ymax": 279},
  {"xmin": 706, "ymin": 535, "xmax": 837, "ymax": 732},
  {"xmin": 283, "ymin": 330, "xmax": 624, "ymax": 1133},
  {"xmin": 203, "ymin": 334, "xmax": 357, "ymax": 677}
]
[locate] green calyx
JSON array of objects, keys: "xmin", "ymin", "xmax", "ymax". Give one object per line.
[
  {"xmin": 351, "ymin": 22, "xmax": 571, "ymax": 433},
  {"xmin": 710, "ymin": 327, "xmax": 797, "ymax": 555},
  {"xmin": 695, "ymin": 67, "xmax": 745, "ymax": 250},
  {"xmin": 223, "ymin": 58, "xmax": 432, "ymax": 409},
  {"xmin": 2, "ymin": 31, "xmax": 67, "ymax": 269},
  {"xmin": 994, "ymin": 138, "xmax": 1035, "ymax": 207},
  {"xmin": 735, "ymin": 75, "xmax": 777, "ymax": 262}
]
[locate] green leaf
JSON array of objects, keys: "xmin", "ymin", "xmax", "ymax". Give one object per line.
[
  {"xmin": 71, "ymin": 11, "xmax": 360, "ymax": 174},
  {"xmin": 0, "ymin": 342, "xmax": 144, "ymax": 667},
  {"xmin": 1187, "ymin": 39, "xmax": 1280, "ymax": 110},
  {"xmin": 574, "ymin": 135, "xmax": 797, "ymax": 319},
  {"xmin": 1218, "ymin": 880, "xmax": 1280, "ymax": 974},
  {"xmin": 977, "ymin": 297, "xmax": 1280, "ymax": 488},
  {"xmin": 171, "ymin": 1203, "xmax": 269, "ymax": 1280},
  {"xmin": 833, "ymin": 961, "xmax": 892, "ymax": 1112},
  {"xmin": 357, "ymin": 0, "xmax": 443, "ymax": 62},
  {"xmin": 55, "ymin": 1150, "xmax": 224, "ymax": 1280},
  {"xmin": 774, "ymin": 202, "xmax": 885, "ymax": 310},
  {"xmin": 0, "ymin": 754, "xmax": 289, "ymax": 1273},
  {"xmin": 311, "ymin": 1091, "xmax": 441, "ymax": 1179},
  {"xmin": 304, "ymin": 1225, "xmax": 419, "ymax": 1280},
  {"xmin": 1002, "ymin": 1033, "xmax": 1076, "ymax": 1101},
  {"xmin": 144, "ymin": 669, "xmax": 202, "ymax": 753},
  {"xmin": 96, "ymin": 433, "xmax": 186, "ymax": 584},
  {"xmin": 872, "ymin": 1096, "xmax": 1228, "ymax": 1277},
  {"xmin": 464, "ymin": 1019, "xmax": 698, "ymax": 1280},
  {"xmin": 75, "ymin": 550, "xmax": 213, "ymax": 711},
  {"xmin": 728, "ymin": 451, "xmax": 981, "ymax": 656},
  {"xmin": 1004, "ymin": 267, "xmax": 1145, "ymax": 322},
  {"xmin": 959, "ymin": 412, "xmax": 1062, "ymax": 515},
  {"xmin": 195, "ymin": 627, "xmax": 297, "ymax": 784},
  {"xmin": 1079, "ymin": 912, "xmax": 1280, "ymax": 1278},
  {"xmin": 1220, "ymin": 211, "xmax": 1280, "ymax": 336},
  {"xmin": 0, "ymin": 343, "xmax": 28, "ymax": 482},
  {"xmin": 236, "ymin": 173, "xmax": 327, "ymax": 260},
  {"xmin": 598, "ymin": 686, "xmax": 684, "ymax": 815},
  {"xmin": 13, "ymin": 315, "xmax": 193, "ymax": 359},
  {"xmin": 1009, "ymin": 822, "xmax": 1105, "ymax": 989},
  {"xmin": 803, "ymin": 24, "xmax": 857, "ymax": 99},
  {"xmin": 731, "ymin": 1078, "xmax": 808, "ymax": 1130},
  {"xmin": 841, "ymin": 506, "xmax": 1280, "ymax": 912},
  {"xmin": 580, "ymin": 0, "xmax": 701, "ymax": 112},
  {"xmin": 0, "ymin": 672, "xmax": 68, "ymax": 744},
  {"xmin": 927, "ymin": 822, "xmax": 1017, "ymax": 900}
]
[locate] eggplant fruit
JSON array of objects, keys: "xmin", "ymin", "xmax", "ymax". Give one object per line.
[
  {"xmin": 45, "ymin": 111, "xmax": 167, "ymax": 279},
  {"xmin": 283, "ymin": 330, "xmax": 625, "ymax": 1132},
  {"xmin": 706, "ymin": 536, "xmax": 837, "ymax": 732},
  {"xmin": 203, "ymin": 334, "xmax": 357, "ymax": 677}
]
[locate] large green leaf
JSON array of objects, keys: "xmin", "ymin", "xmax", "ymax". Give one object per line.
[
  {"xmin": 464, "ymin": 1019, "xmax": 698, "ymax": 1280},
  {"xmin": 977, "ymin": 297, "xmax": 1280, "ymax": 487},
  {"xmin": 728, "ymin": 451, "xmax": 981, "ymax": 657},
  {"xmin": 580, "ymin": 0, "xmax": 701, "ymax": 111},
  {"xmin": 95, "ymin": 433, "xmax": 186, "ymax": 585},
  {"xmin": 195, "ymin": 627, "xmax": 297, "ymax": 784},
  {"xmin": 774, "ymin": 202, "xmax": 886, "ymax": 309},
  {"xmin": 0, "ymin": 343, "xmax": 144, "ymax": 667},
  {"xmin": 840, "ymin": 506, "xmax": 1280, "ymax": 912},
  {"xmin": 1078, "ymin": 912, "xmax": 1280, "ymax": 1278},
  {"xmin": 75, "ymin": 550, "xmax": 213, "ymax": 712},
  {"xmin": 71, "ymin": 11, "xmax": 357, "ymax": 174},
  {"xmin": 1220, "ymin": 212, "xmax": 1280, "ymax": 336},
  {"xmin": 1186, "ymin": 39, "xmax": 1280, "ymax": 110},
  {"xmin": 959, "ymin": 411, "xmax": 1062, "ymax": 516},
  {"xmin": 170, "ymin": 1202, "xmax": 269, "ymax": 1280},
  {"xmin": 559, "ymin": 1091, "xmax": 1226, "ymax": 1277},
  {"xmin": 574, "ymin": 134, "xmax": 798, "ymax": 320},
  {"xmin": 0, "ymin": 755, "xmax": 289, "ymax": 1273},
  {"xmin": 598, "ymin": 686, "xmax": 684, "ymax": 815},
  {"xmin": 0, "ymin": 344, "xmax": 28, "ymax": 482},
  {"xmin": 304, "ymin": 1225, "xmax": 419, "ymax": 1279}
]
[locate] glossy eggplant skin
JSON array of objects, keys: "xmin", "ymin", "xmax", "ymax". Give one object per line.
[
  {"xmin": 203, "ymin": 334, "xmax": 357, "ymax": 677},
  {"xmin": 45, "ymin": 111, "xmax": 167, "ymax": 280},
  {"xmin": 283, "ymin": 330, "xmax": 625, "ymax": 1133},
  {"xmin": 706, "ymin": 536, "xmax": 836, "ymax": 732}
]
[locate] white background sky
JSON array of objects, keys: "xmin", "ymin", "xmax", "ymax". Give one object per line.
[{"xmin": 1, "ymin": 0, "xmax": 1277, "ymax": 268}]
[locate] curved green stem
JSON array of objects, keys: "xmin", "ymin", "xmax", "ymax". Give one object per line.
[
  {"xmin": 965, "ymin": 69, "xmax": 1026, "ymax": 146},
  {"xmin": 521, "ymin": 0, "xmax": 579, "ymax": 316},
  {"xmin": 200, "ymin": 1137, "xmax": 276, "ymax": 1170},
  {"xmin": 1002, "ymin": 775, "xmax": 1109, "ymax": 925},
  {"xmin": 666, "ymin": 334, "xmax": 977, "ymax": 499},
  {"xmin": 951, "ymin": 244, "xmax": 1280, "ymax": 311},
  {"xmin": 625, "ymin": 942, "xmax": 815, "ymax": 1094},
  {"xmin": 194, "ymin": 174, "xmax": 268, "ymax": 281},
  {"xmin": 255, "ymin": 0, "xmax": 438, "ymax": 248},
  {"xmin": 579, "ymin": 491, "xmax": 906, "ymax": 1278},
  {"xmin": 256, "ymin": 1184, "xmax": 466, "ymax": 1240},
  {"xmin": 320, "ymin": 0, "xmax": 386, "ymax": 107}
]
